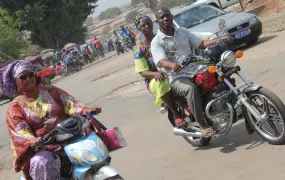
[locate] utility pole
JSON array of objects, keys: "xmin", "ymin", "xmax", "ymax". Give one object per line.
[{"xmin": 238, "ymin": 0, "xmax": 245, "ymax": 12}]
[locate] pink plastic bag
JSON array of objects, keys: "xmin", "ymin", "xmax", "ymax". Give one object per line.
[
  {"xmin": 99, "ymin": 127, "xmax": 127, "ymax": 152},
  {"xmin": 83, "ymin": 113, "xmax": 127, "ymax": 152}
]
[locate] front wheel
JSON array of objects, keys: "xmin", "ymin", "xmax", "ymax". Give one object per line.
[
  {"xmin": 168, "ymin": 110, "xmax": 211, "ymax": 147},
  {"xmin": 245, "ymin": 87, "xmax": 285, "ymax": 145}
]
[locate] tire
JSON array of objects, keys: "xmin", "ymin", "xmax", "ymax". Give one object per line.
[
  {"xmin": 42, "ymin": 76, "xmax": 51, "ymax": 85},
  {"xmin": 168, "ymin": 110, "xmax": 211, "ymax": 147},
  {"xmin": 245, "ymin": 87, "xmax": 285, "ymax": 145},
  {"xmin": 246, "ymin": 38, "xmax": 259, "ymax": 45},
  {"xmin": 106, "ymin": 175, "xmax": 124, "ymax": 180}
]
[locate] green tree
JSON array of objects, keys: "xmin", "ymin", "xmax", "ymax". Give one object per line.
[
  {"xmin": 0, "ymin": 8, "xmax": 27, "ymax": 60},
  {"xmin": 85, "ymin": 17, "xmax": 94, "ymax": 27},
  {"xmin": 1, "ymin": 0, "xmax": 99, "ymax": 48}
]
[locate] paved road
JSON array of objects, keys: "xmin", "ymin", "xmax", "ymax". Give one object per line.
[{"xmin": 1, "ymin": 29, "xmax": 285, "ymax": 179}]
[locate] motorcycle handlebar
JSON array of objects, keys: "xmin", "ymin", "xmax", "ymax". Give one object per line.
[{"xmin": 31, "ymin": 112, "xmax": 106, "ymax": 150}]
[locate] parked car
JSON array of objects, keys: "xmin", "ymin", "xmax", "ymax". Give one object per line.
[
  {"xmin": 24, "ymin": 56, "xmax": 56, "ymax": 85},
  {"xmin": 153, "ymin": 3, "xmax": 262, "ymax": 46},
  {"xmin": 195, "ymin": 0, "xmax": 238, "ymax": 9}
]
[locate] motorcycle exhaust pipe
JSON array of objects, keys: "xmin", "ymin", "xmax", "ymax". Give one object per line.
[{"xmin": 173, "ymin": 127, "xmax": 203, "ymax": 138}]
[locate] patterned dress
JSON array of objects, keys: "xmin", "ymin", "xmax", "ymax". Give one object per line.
[
  {"xmin": 134, "ymin": 43, "xmax": 157, "ymax": 89},
  {"xmin": 6, "ymin": 85, "xmax": 87, "ymax": 178},
  {"xmin": 134, "ymin": 43, "xmax": 171, "ymax": 105}
]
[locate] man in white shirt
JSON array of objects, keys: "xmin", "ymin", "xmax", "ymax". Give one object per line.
[{"xmin": 151, "ymin": 7, "xmax": 232, "ymax": 137}]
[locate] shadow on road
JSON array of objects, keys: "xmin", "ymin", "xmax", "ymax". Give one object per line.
[
  {"xmin": 247, "ymin": 5, "xmax": 266, "ymax": 16},
  {"xmin": 195, "ymin": 122, "xmax": 265, "ymax": 153}
]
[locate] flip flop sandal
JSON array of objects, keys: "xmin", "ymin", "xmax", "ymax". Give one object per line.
[
  {"xmin": 175, "ymin": 118, "xmax": 188, "ymax": 128},
  {"xmin": 201, "ymin": 128, "xmax": 215, "ymax": 138}
]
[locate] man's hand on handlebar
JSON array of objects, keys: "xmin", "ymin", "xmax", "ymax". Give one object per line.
[
  {"xmin": 31, "ymin": 137, "xmax": 42, "ymax": 146},
  {"xmin": 85, "ymin": 106, "xmax": 102, "ymax": 115},
  {"xmin": 219, "ymin": 36, "xmax": 234, "ymax": 44},
  {"xmin": 171, "ymin": 63, "xmax": 182, "ymax": 72}
]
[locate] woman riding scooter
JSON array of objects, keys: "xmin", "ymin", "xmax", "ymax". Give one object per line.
[{"xmin": 3, "ymin": 60, "xmax": 102, "ymax": 180}]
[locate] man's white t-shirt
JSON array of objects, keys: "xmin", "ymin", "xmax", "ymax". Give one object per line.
[{"xmin": 151, "ymin": 27, "xmax": 203, "ymax": 84}]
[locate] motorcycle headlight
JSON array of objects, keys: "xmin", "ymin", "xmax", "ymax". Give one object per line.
[
  {"xmin": 220, "ymin": 51, "xmax": 236, "ymax": 67},
  {"xmin": 72, "ymin": 149, "xmax": 99, "ymax": 162}
]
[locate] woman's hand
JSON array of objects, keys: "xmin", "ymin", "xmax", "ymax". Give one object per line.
[
  {"xmin": 31, "ymin": 137, "xmax": 43, "ymax": 149},
  {"xmin": 154, "ymin": 72, "xmax": 165, "ymax": 82},
  {"xmin": 86, "ymin": 106, "xmax": 102, "ymax": 115}
]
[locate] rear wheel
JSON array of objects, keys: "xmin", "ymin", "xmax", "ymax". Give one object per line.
[
  {"xmin": 168, "ymin": 109, "xmax": 211, "ymax": 147},
  {"xmin": 245, "ymin": 87, "xmax": 285, "ymax": 145}
]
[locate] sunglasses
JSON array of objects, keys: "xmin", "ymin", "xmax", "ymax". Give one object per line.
[{"xmin": 17, "ymin": 72, "xmax": 35, "ymax": 81}]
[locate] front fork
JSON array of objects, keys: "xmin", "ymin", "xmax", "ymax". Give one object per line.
[{"xmin": 220, "ymin": 70, "xmax": 262, "ymax": 122}]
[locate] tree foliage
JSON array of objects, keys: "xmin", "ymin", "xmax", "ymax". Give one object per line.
[
  {"xmin": 0, "ymin": 8, "xmax": 27, "ymax": 60},
  {"xmin": 85, "ymin": 17, "xmax": 94, "ymax": 27},
  {"xmin": 98, "ymin": 7, "xmax": 122, "ymax": 21},
  {"xmin": 0, "ymin": 0, "xmax": 99, "ymax": 48}
]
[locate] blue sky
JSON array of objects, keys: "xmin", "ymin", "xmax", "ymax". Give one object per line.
[{"xmin": 93, "ymin": 0, "xmax": 132, "ymax": 16}]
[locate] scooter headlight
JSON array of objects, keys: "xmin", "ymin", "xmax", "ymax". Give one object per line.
[
  {"xmin": 72, "ymin": 149, "xmax": 99, "ymax": 162},
  {"xmin": 97, "ymin": 137, "xmax": 108, "ymax": 157}
]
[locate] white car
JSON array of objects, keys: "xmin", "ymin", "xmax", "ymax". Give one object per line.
[
  {"xmin": 195, "ymin": 0, "xmax": 238, "ymax": 9},
  {"xmin": 153, "ymin": 3, "xmax": 262, "ymax": 46}
]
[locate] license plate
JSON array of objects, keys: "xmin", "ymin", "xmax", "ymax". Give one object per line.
[{"xmin": 234, "ymin": 29, "xmax": 251, "ymax": 39}]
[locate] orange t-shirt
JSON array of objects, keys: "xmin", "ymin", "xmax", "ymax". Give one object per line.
[{"xmin": 94, "ymin": 40, "xmax": 100, "ymax": 49}]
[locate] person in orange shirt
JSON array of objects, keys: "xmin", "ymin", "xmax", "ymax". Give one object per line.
[{"xmin": 93, "ymin": 37, "xmax": 105, "ymax": 59}]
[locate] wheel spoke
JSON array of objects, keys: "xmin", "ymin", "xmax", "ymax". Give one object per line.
[
  {"xmin": 268, "ymin": 114, "xmax": 282, "ymax": 123},
  {"xmin": 256, "ymin": 118, "xmax": 268, "ymax": 128},
  {"xmin": 263, "ymin": 97, "xmax": 269, "ymax": 113},
  {"xmin": 268, "ymin": 120, "xmax": 280, "ymax": 137}
]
